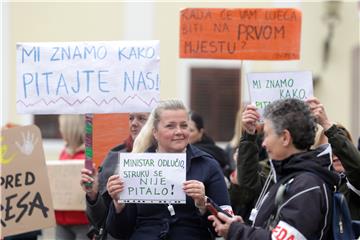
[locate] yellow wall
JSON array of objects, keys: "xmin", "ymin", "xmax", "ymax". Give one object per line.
[{"xmin": 2, "ymin": 1, "xmax": 360, "ymax": 160}]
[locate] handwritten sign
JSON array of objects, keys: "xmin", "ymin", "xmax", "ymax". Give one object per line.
[
  {"xmin": 247, "ymin": 71, "xmax": 313, "ymax": 117},
  {"xmin": 0, "ymin": 125, "xmax": 55, "ymax": 238},
  {"xmin": 118, "ymin": 153, "xmax": 186, "ymax": 204},
  {"xmin": 47, "ymin": 160, "xmax": 86, "ymax": 210},
  {"xmin": 180, "ymin": 8, "xmax": 301, "ymax": 60},
  {"xmin": 16, "ymin": 41, "xmax": 160, "ymax": 114}
]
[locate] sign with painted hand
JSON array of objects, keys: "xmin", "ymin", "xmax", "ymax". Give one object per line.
[
  {"xmin": 118, "ymin": 153, "xmax": 186, "ymax": 204},
  {"xmin": 180, "ymin": 8, "xmax": 301, "ymax": 60},
  {"xmin": 247, "ymin": 71, "xmax": 313, "ymax": 117},
  {"xmin": 16, "ymin": 41, "xmax": 160, "ymax": 114},
  {"xmin": 0, "ymin": 125, "xmax": 55, "ymax": 238}
]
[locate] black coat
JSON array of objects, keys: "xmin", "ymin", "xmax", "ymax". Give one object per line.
[
  {"xmin": 193, "ymin": 134, "xmax": 231, "ymax": 177},
  {"xmin": 228, "ymin": 147, "xmax": 339, "ymax": 240},
  {"xmin": 325, "ymin": 125, "xmax": 360, "ymax": 220},
  {"xmin": 106, "ymin": 145, "xmax": 230, "ymax": 240}
]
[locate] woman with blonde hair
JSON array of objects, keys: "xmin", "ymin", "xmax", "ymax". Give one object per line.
[
  {"xmin": 57, "ymin": 115, "xmax": 89, "ymax": 240},
  {"xmin": 59, "ymin": 115, "xmax": 86, "ymax": 159},
  {"xmin": 106, "ymin": 99, "xmax": 231, "ymax": 239}
]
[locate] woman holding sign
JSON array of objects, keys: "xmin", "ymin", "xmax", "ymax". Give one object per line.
[{"xmin": 105, "ymin": 99, "xmax": 231, "ymax": 240}]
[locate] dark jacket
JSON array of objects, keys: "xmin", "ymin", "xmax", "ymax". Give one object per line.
[
  {"xmin": 193, "ymin": 134, "xmax": 231, "ymax": 177},
  {"xmin": 86, "ymin": 143, "xmax": 128, "ymax": 240},
  {"xmin": 228, "ymin": 148, "xmax": 339, "ymax": 240},
  {"xmin": 106, "ymin": 144, "xmax": 230, "ymax": 240},
  {"xmin": 228, "ymin": 132, "xmax": 268, "ymax": 222},
  {"xmin": 325, "ymin": 124, "xmax": 360, "ymax": 220}
]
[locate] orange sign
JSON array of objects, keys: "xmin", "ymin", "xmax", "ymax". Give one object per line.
[
  {"xmin": 92, "ymin": 114, "xmax": 129, "ymax": 167},
  {"xmin": 180, "ymin": 8, "xmax": 302, "ymax": 60}
]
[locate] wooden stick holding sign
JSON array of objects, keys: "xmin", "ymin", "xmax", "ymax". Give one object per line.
[{"xmin": 84, "ymin": 114, "xmax": 94, "ymax": 172}]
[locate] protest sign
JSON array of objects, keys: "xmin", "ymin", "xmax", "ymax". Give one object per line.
[
  {"xmin": 16, "ymin": 41, "xmax": 160, "ymax": 114},
  {"xmin": 0, "ymin": 125, "xmax": 55, "ymax": 238},
  {"xmin": 180, "ymin": 8, "xmax": 301, "ymax": 60},
  {"xmin": 247, "ymin": 71, "xmax": 313, "ymax": 117},
  {"xmin": 118, "ymin": 153, "xmax": 186, "ymax": 204},
  {"xmin": 47, "ymin": 160, "xmax": 86, "ymax": 210},
  {"xmin": 93, "ymin": 113, "xmax": 130, "ymax": 168}
]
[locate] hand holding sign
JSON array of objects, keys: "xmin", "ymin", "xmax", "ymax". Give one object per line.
[
  {"xmin": 107, "ymin": 175, "xmax": 125, "ymax": 201},
  {"xmin": 306, "ymin": 97, "xmax": 332, "ymax": 131},
  {"xmin": 80, "ymin": 165, "xmax": 99, "ymax": 201},
  {"xmin": 106, "ymin": 175, "xmax": 126, "ymax": 213},
  {"xmin": 242, "ymin": 105, "xmax": 260, "ymax": 134},
  {"xmin": 183, "ymin": 180, "xmax": 206, "ymax": 210}
]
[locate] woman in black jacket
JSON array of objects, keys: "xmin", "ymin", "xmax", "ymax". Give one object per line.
[{"xmin": 209, "ymin": 98, "xmax": 338, "ymax": 240}]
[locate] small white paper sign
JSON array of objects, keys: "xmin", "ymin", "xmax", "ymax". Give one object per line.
[
  {"xmin": 16, "ymin": 41, "xmax": 160, "ymax": 114},
  {"xmin": 118, "ymin": 153, "xmax": 186, "ymax": 204},
  {"xmin": 247, "ymin": 71, "xmax": 313, "ymax": 117}
]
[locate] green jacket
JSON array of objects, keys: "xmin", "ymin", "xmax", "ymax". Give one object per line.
[{"xmin": 325, "ymin": 124, "xmax": 360, "ymax": 220}]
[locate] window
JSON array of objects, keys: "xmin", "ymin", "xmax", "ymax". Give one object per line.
[
  {"xmin": 33, "ymin": 115, "xmax": 61, "ymax": 139},
  {"xmin": 190, "ymin": 68, "xmax": 240, "ymax": 141}
]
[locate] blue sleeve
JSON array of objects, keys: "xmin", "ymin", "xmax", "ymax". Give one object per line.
[
  {"xmin": 106, "ymin": 202, "xmax": 137, "ymax": 239},
  {"xmin": 205, "ymin": 158, "xmax": 230, "ymax": 206},
  {"xmin": 202, "ymin": 157, "xmax": 231, "ymax": 237}
]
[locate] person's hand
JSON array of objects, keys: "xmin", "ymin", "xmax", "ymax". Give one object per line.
[
  {"xmin": 80, "ymin": 164, "xmax": 99, "ymax": 201},
  {"xmin": 107, "ymin": 175, "xmax": 125, "ymax": 200},
  {"xmin": 208, "ymin": 212, "xmax": 244, "ymax": 238},
  {"xmin": 230, "ymin": 169, "xmax": 238, "ymax": 185},
  {"xmin": 107, "ymin": 175, "xmax": 126, "ymax": 213},
  {"xmin": 183, "ymin": 180, "xmax": 206, "ymax": 211},
  {"xmin": 306, "ymin": 97, "xmax": 332, "ymax": 130},
  {"xmin": 242, "ymin": 105, "xmax": 260, "ymax": 134}
]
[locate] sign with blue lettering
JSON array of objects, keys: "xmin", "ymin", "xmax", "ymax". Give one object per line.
[
  {"xmin": 118, "ymin": 153, "xmax": 186, "ymax": 204},
  {"xmin": 247, "ymin": 71, "xmax": 313, "ymax": 117},
  {"xmin": 16, "ymin": 41, "xmax": 160, "ymax": 114}
]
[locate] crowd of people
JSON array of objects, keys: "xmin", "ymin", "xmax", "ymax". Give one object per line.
[
  {"xmin": 76, "ymin": 97, "xmax": 360, "ymax": 240},
  {"xmin": 6, "ymin": 96, "xmax": 358, "ymax": 240}
]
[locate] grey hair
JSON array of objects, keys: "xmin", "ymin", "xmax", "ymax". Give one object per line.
[
  {"xmin": 132, "ymin": 99, "xmax": 188, "ymax": 153},
  {"xmin": 263, "ymin": 98, "xmax": 317, "ymax": 150}
]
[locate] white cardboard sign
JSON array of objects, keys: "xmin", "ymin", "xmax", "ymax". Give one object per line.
[
  {"xmin": 118, "ymin": 153, "xmax": 186, "ymax": 204},
  {"xmin": 16, "ymin": 41, "xmax": 160, "ymax": 114},
  {"xmin": 247, "ymin": 71, "xmax": 313, "ymax": 117}
]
